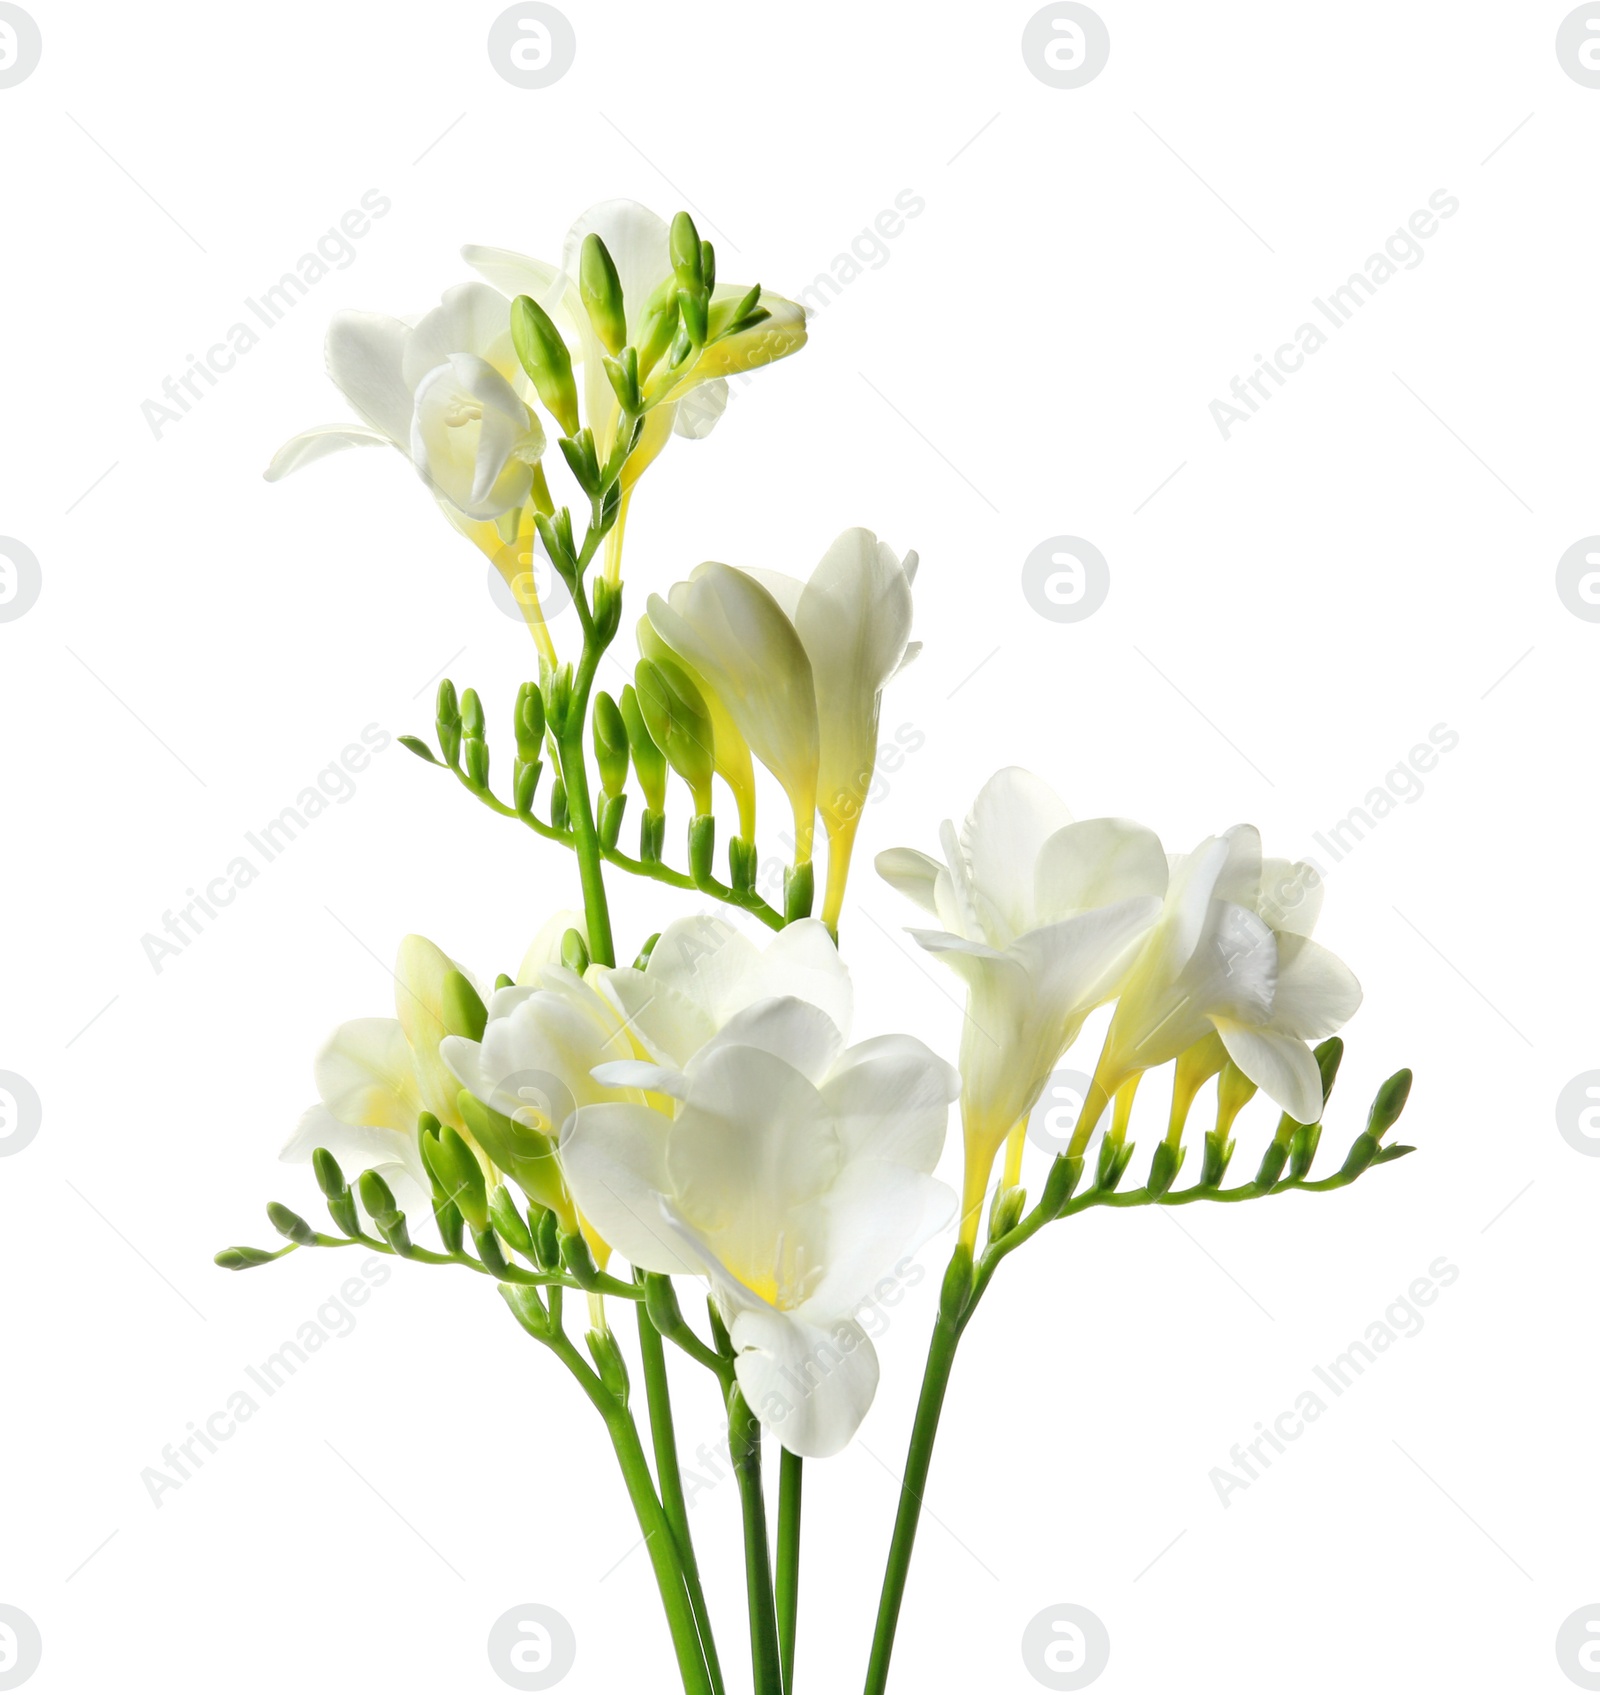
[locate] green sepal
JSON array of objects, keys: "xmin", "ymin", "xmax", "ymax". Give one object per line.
[
  {"xmin": 1339, "ymin": 1131, "xmax": 1381, "ymax": 1180},
  {"xmin": 783, "ymin": 860, "xmax": 814, "ymax": 922},
  {"xmin": 688, "ymin": 813, "xmax": 716, "ymax": 888},
  {"xmin": 514, "ymin": 681, "xmax": 546, "ymax": 763},
  {"xmin": 988, "ymin": 1184, "xmax": 1026, "ymax": 1242},
  {"xmin": 587, "ymin": 1328, "xmax": 631, "ymax": 1402},
  {"xmin": 397, "ymin": 734, "xmax": 439, "ymax": 765},
  {"xmin": 560, "ymin": 1232, "xmax": 602, "ymax": 1290},
  {"xmin": 550, "ymin": 778, "xmax": 570, "ymax": 833},
  {"xmin": 463, "ymin": 736, "xmax": 489, "ymax": 788},
  {"xmin": 643, "ymin": 1272, "xmax": 684, "ymax": 1335},
  {"xmin": 422, "ymin": 1124, "xmax": 490, "ymax": 1234},
  {"xmin": 1199, "ymin": 1129, "xmax": 1235, "ymax": 1189},
  {"xmin": 1146, "ymin": 1140, "xmax": 1185, "ymax": 1198},
  {"xmin": 1041, "ymin": 1153, "xmax": 1084, "ymax": 1218},
  {"xmin": 557, "ymin": 429, "xmax": 600, "ymax": 498},
  {"xmin": 474, "ymin": 1225, "xmax": 511, "ymax": 1277},
  {"xmin": 534, "ymin": 1207, "xmax": 560, "ymax": 1271},
  {"xmin": 633, "ymin": 932, "xmax": 661, "ymax": 971},
  {"xmin": 599, "ymin": 791, "xmax": 628, "ymax": 852},
  {"xmin": 639, "ymin": 808, "xmax": 667, "ymax": 864},
  {"xmin": 939, "ymin": 1243, "xmax": 974, "ymax": 1323},
  {"xmin": 1096, "ymin": 1134, "xmax": 1137, "ymax": 1192},
  {"xmin": 513, "ymin": 758, "xmax": 543, "ymax": 817},
  {"xmin": 591, "ymin": 576, "xmax": 623, "ymax": 644},
  {"xmin": 619, "ymin": 684, "xmax": 667, "ymax": 812},
  {"xmin": 728, "ymin": 835, "xmax": 756, "ymax": 892},
  {"xmin": 1288, "ymin": 1120, "xmax": 1322, "ymax": 1181},
  {"xmin": 312, "ymin": 1148, "xmax": 360, "ymax": 1237}
]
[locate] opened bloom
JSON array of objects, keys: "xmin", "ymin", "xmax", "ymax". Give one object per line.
[
  {"xmin": 265, "ymin": 282, "xmax": 545, "ymax": 521},
  {"xmin": 1078, "ymin": 826, "xmax": 1362, "ymax": 1145},
  {"xmin": 282, "ymin": 935, "xmax": 481, "ymax": 1208},
  {"xmin": 878, "ymin": 769, "xmax": 1165, "ymax": 1242},
  {"xmin": 644, "ymin": 529, "xmax": 919, "ymax": 927},
  {"xmin": 558, "ymin": 916, "xmax": 959, "ymax": 1457}
]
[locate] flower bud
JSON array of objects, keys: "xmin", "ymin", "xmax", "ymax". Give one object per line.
[
  {"xmin": 459, "ymin": 687, "xmax": 486, "ymax": 740},
  {"xmin": 579, "ymin": 232, "xmax": 628, "ymax": 357},
  {"xmin": 634, "ymin": 658, "xmax": 715, "ymax": 814},
  {"xmin": 215, "ymin": 1246, "xmax": 281, "ymax": 1270},
  {"xmin": 435, "ymin": 679, "xmax": 462, "ymax": 768},
  {"xmin": 514, "ymin": 759, "xmax": 543, "ymax": 818},
  {"xmin": 489, "ymin": 1184, "xmax": 535, "ymax": 1259},
  {"xmin": 267, "ymin": 1201, "xmax": 318, "ymax": 1247},
  {"xmin": 619, "ymin": 685, "xmax": 667, "ymax": 813},
  {"xmin": 561, "ymin": 927, "xmax": 590, "ymax": 975},
  {"xmin": 669, "ymin": 211, "xmax": 703, "ymax": 292},
  {"xmin": 422, "ymin": 1124, "xmax": 490, "ymax": 1234},
  {"xmin": 593, "ymin": 692, "xmax": 630, "ymax": 799},
  {"xmin": 499, "ymin": 1280, "xmax": 551, "ymax": 1339},
  {"xmin": 511, "ymin": 294, "xmax": 580, "ymax": 437},
  {"xmin": 313, "ymin": 1148, "xmax": 360, "ymax": 1237},
  {"xmin": 1365, "ymin": 1068, "xmax": 1412, "ymax": 1141},
  {"xmin": 587, "ymin": 1328, "xmax": 631, "ymax": 1402},
  {"xmin": 515, "ymin": 681, "xmax": 546, "ymax": 763},
  {"xmin": 463, "ymin": 736, "xmax": 489, "ymax": 788}
]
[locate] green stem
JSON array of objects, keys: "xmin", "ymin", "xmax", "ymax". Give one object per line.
[
  {"xmin": 547, "ymin": 1326, "xmax": 713, "ymax": 1695},
  {"xmin": 637, "ymin": 1301, "xmax": 725, "ymax": 1695},
  {"xmin": 730, "ymin": 1390, "xmax": 784, "ymax": 1695},
  {"xmin": 861, "ymin": 1306, "xmax": 962, "ymax": 1695},
  {"xmin": 560, "ymin": 629, "xmax": 617, "ymax": 968},
  {"xmin": 776, "ymin": 1448, "xmax": 803, "ymax": 1693}
]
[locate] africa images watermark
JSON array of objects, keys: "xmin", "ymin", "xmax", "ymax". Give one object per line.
[
  {"xmin": 1208, "ymin": 1254, "xmax": 1459, "ymax": 1508},
  {"xmin": 141, "ymin": 1256, "xmax": 392, "ymax": 1507},
  {"xmin": 140, "ymin": 189, "xmax": 392, "ymax": 440},
  {"xmin": 1208, "ymin": 190, "xmax": 1460, "ymax": 441},
  {"xmin": 140, "ymin": 724, "xmax": 391, "ymax": 973}
]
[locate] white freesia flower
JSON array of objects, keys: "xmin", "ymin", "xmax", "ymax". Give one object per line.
[
  {"xmin": 644, "ymin": 564, "xmax": 821, "ymax": 867},
  {"xmin": 1082, "ymin": 827, "xmax": 1362, "ymax": 1141},
  {"xmin": 643, "ymin": 530, "xmax": 920, "ymax": 926},
  {"xmin": 281, "ymin": 935, "xmax": 478, "ymax": 1208},
  {"xmin": 559, "ymin": 918, "xmax": 958, "ymax": 1458},
  {"xmin": 463, "ymin": 199, "xmax": 806, "ymax": 490},
  {"xmin": 878, "ymin": 769, "xmax": 1166, "ymax": 1240},
  {"xmin": 265, "ymin": 282, "xmax": 546, "ymax": 521}
]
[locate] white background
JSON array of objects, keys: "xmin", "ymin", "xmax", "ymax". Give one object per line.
[{"xmin": 2, "ymin": 2, "xmax": 1595, "ymax": 1690}]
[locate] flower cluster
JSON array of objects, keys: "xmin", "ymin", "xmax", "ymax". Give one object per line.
[{"xmin": 225, "ymin": 197, "xmax": 1415, "ymax": 1695}]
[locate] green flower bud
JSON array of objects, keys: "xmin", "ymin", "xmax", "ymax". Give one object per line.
[
  {"xmin": 1365, "ymin": 1069, "xmax": 1413, "ymax": 1141},
  {"xmin": 677, "ymin": 287, "xmax": 708, "ymax": 351},
  {"xmin": 603, "ymin": 347, "xmax": 641, "ymax": 413},
  {"xmin": 549, "ymin": 778, "xmax": 570, "ymax": 833},
  {"xmin": 619, "ymin": 685, "xmax": 667, "ymax": 813},
  {"xmin": 1255, "ymin": 1140, "xmax": 1290, "ymax": 1189},
  {"xmin": 489, "ymin": 1184, "xmax": 535, "ymax": 1259},
  {"xmin": 560, "ymin": 1231, "xmax": 602, "ymax": 1290},
  {"xmin": 643, "ymin": 1271, "xmax": 684, "ymax": 1335},
  {"xmin": 422, "ymin": 1124, "xmax": 490, "ymax": 1234},
  {"xmin": 441, "ymin": 969, "xmax": 487, "ymax": 1042},
  {"xmin": 579, "ymin": 232, "xmax": 628, "ymax": 357},
  {"xmin": 1288, "ymin": 1120, "xmax": 1322, "ymax": 1181},
  {"xmin": 669, "ymin": 211, "xmax": 703, "ymax": 291},
  {"xmin": 634, "ymin": 658, "xmax": 714, "ymax": 814},
  {"xmin": 561, "ymin": 927, "xmax": 590, "ymax": 975},
  {"xmin": 499, "ymin": 1280, "xmax": 551, "ymax": 1339},
  {"xmin": 474, "ymin": 1225, "xmax": 511, "ymax": 1277},
  {"xmin": 460, "ymin": 687, "xmax": 486, "ymax": 740},
  {"xmin": 215, "ymin": 1246, "xmax": 281, "ymax": 1270},
  {"xmin": 436, "ymin": 679, "xmax": 462, "ymax": 768},
  {"xmin": 557, "ymin": 428, "xmax": 600, "ymax": 497},
  {"xmin": 633, "ymin": 932, "xmax": 660, "ymax": 970},
  {"xmin": 267, "ymin": 1202, "xmax": 318, "ymax": 1246},
  {"xmin": 358, "ymin": 1169, "xmax": 397, "ymax": 1221},
  {"xmin": 511, "ymin": 294, "xmax": 580, "ymax": 437},
  {"xmin": 988, "ymin": 1183, "xmax": 1026, "ymax": 1241},
  {"xmin": 593, "ymin": 692, "xmax": 630, "ymax": 798},
  {"xmin": 515, "ymin": 681, "xmax": 546, "ymax": 763},
  {"xmin": 534, "ymin": 1206, "xmax": 560, "ymax": 1271},
  {"xmin": 397, "ymin": 734, "xmax": 439, "ymax": 765},
  {"xmin": 591, "ymin": 575, "xmax": 623, "ymax": 644}
]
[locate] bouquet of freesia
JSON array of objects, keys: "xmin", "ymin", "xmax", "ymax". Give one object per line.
[{"xmin": 220, "ymin": 199, "xmax": 1416, "ymax": 1694}]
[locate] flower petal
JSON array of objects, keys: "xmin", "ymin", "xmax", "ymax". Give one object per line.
[
  {"xmin": 324, "ymin": 311, "xmax": 414, "ymax": 443},
  {"xmin": 820, "ymin": 1033, "xmax": 959, "ymax": 1171},
  {"xmin": 958, "ymin": 768, "xmax": 1074, "ymax": 940},
  {"xmin": 1269, "ymin": 934, "xmax": 1362, "ymax": 1038},
  {"xmin": 559, "ymin": 1102, "xmax": 704, "ymax": 1274},
  {"xmin": 1034, "ymin": 818, "xmax": 1168, "ymax": 922},
  {"xmin": 875, "ymin": 846, "xmax": 946, "ymax": 915},
  {"xmin": 264, "ymin": 422, "xmax": 392, "ymax": 481},
  {"xmin": 729, "ymin": 1308, "xmax": 880, "ymax": 1458},
  {"xmin": 1213, "ymin": 1020, "xmax": 1324, "ymax": 1122}
]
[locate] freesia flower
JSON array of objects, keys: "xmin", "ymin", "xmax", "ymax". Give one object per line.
[
  {"xmin": 877, "ymin": 769, "xmax": 1166, "ymax": 1242},
  {"xmin": 462, "ymin": 199, "xmax": 806, "ymax": 560},
  {"xmin": 559, "ymin": 917, "xmax": 958, "ymax": 1457},
  {"xmin": 265, "ymin": 282, "xmax": 546, "ymax": 521},
  {"xmin": 643, "ymin": 529, "xmax": 920, "ymax": 927},
  {"xmin": 1077, "ymin": 826, "xmax": 1362, "ymax": 1148},
  {"xmin": 281, "ymin": 934, "xmax": 480, "ymax": 1208}
]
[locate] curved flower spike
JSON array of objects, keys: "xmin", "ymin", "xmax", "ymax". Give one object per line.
[
  {"xmin": 281, "ymin": 935, "xmax": 482, "ymax": 1209},
  {"xmin": 878, "ymin": 769, "xmax": 1166, "ymax": 1243},
  {"xmin": 1080, "ymin": 828, "xmax": 1362, "ymax": 1146}
]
